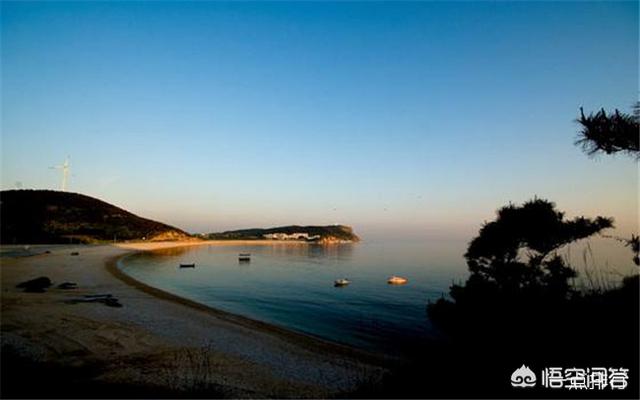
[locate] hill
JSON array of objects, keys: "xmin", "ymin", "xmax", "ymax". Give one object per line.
[
  {"xmin": 203, "ymin": 225, "xmax": 360, "ymax": 243},
  {"xmin": 0, "ymin": 190, "xmax": 192, "ymax": 244}
]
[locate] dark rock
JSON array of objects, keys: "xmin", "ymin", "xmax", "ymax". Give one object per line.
[
  {"xmin": 64, "ymin": 294, "xmax": 122, "ymax": 308},
  {"xmin": 16, "ymin": 277, "xmax": 52, "ymax": 293},
  {"xmin": 57, "ymin": 282, "xmax": 78, "ymax": 290},
  {"xmin": 103, "ymin": 298, "xmax": 123, "ymax": 308}
]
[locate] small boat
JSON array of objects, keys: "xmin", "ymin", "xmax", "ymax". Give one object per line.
[
  {"xmin": 238, "ymin": 253, "xmax": 251, "ymax": 262},
  {"xmin": 179, "ymin": 263, "xmax": 195, "ymax": 268},
  {"xmin": 70, "ymin": 252, "xmax": 80, "ymax": 256},
  {"xmin": 387, "ymin": 276, "xmax": 408, "ymax": 285},
  {"xmin": 334, "ymin": 278, "xmax": 351, "ymax": 287}
]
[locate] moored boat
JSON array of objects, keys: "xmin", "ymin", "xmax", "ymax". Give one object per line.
[
  {"xmin": 179, "ymin": 263, "xmax": 195, "ymax": 268},
  {"xmin": 334, "ymin": 278, "xmax": 351, "ymax": 287},
  {"xmin": 387, "ymin": 275, "xmax": 408, "ymax": 285}
]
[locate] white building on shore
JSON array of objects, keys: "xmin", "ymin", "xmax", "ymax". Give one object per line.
[{"xmin": 263, "ymin": 232, "xmax": 321, "ymax": 241}]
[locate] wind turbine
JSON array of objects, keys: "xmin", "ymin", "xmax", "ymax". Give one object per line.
[{"xmin": 50, "ymin": 156, "xmax": 71, "ymax": 191}]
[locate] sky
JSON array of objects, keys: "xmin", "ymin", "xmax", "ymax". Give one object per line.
[{"xmin": 1, "ymin": 1, "xmax": 638, "ymax": 241}]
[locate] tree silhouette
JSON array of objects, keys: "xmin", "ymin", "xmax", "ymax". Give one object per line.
[
  {"xmin": 402, "ymin": 199, "xmax": 639, "ymax": 398},
  {"xmin": 467, "ymin": 199, "xmax": 612, "ymax": 296},
  {"xmin": 400, "ymin": 106, "xmax": 640, "ymax": 398},
  {"xmin": 428, "ymin": 199, "xmax": 613, "ymax": 335},
  {"xmin": 575, "ymin": 104, "xmax": 639, "ymax": 265},
  {"xmin": 575, "ymin": 103, "xmax": 639, "ymax": 157},
  {"xmin": 629, "ymin": 234, "xmax": 640, "ymax": 266}
]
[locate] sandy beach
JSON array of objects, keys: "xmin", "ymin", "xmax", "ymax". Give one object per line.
[{"xmin": 0, "ymin": 241, "xmax": 388, "ymax": 398}]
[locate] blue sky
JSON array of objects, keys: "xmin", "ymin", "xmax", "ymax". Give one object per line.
[{"xmin": 1, "ymin": 1, "xmax": 638, "ymax": 239}]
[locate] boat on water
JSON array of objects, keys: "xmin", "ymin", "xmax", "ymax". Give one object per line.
[
  {"xmin": 387, "ymin": 275, "xmax": 408, "ymax": 285},
  {"xmin": 179, "ymin": 263, "xmax": 195, "ymax": 268},
  {"xmin": 334, "ymin": 278, "xmax": 351, "ymax": 287},
  {"xmin": 238, "ymin": 253, "xmax": 251, "ymax": 262}
]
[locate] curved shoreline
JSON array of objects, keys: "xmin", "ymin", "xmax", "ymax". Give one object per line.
[
  {"xmin": 1, "ymin": 241, "xmax": 390, "ymax": 397},
  {"xmin": 105, "ymin": 242, "xmax": 391, "ymax": 366}
]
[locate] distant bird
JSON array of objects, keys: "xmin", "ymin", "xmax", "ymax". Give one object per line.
[{"xmin": 50, "ymin": 156, "xmax": 71, "ymax": 191}]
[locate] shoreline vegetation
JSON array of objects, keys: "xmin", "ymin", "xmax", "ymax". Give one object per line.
[
  {"xmin": 0, "ymin": 241, "xmax": 388, "ymax": 398},
  {"xmin": 200, "ymin": 225, "xmax": 360, "ymax": 244}
]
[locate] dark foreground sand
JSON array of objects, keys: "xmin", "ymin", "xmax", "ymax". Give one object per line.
[{"xmin": 0, "ymin": 242, "xmax": 389, "ymax": 398}]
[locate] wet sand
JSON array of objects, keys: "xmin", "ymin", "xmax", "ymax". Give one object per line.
[{"xmin": 0, "ymin": 241, "xmax": 388, "ymax": 398}]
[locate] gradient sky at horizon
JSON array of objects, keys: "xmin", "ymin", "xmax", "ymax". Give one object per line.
[{"xmin": 1, "ymin": 1, "xmax": 638, "ymax": 240}]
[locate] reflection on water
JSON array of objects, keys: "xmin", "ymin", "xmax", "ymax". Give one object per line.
[
  {"xmin": 120, "ymin": 237, "xmax": 635, "ymax": 355},
  {"xmin": 146, "ymin": 246, "xmax": 196, "ymax": 258},
  {"xmin": 222, "ymin": 242, "xmax": 356, "ymax": 260},
  {"xmin": 140, "ymin": 243, "xmax": 354, "ymax": 259}
]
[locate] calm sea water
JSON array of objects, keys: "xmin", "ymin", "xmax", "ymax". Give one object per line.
[
  {"xmin": 119, "ymin": 240, "xmax": 469, "ymax": 355},
  {"xmin": 118, "ymin": 237, "xmax": 635, "ymax": 356}
]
